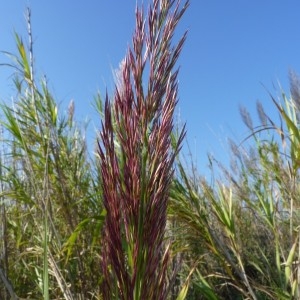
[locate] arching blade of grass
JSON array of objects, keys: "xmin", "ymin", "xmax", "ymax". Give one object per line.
[
  {"xmin": 63, "ymin": 211, "xmax": 106, "ymax": 262},
  {"xmin": 193, "ymin": 269, "xmax": 219, "ymax": 300}
]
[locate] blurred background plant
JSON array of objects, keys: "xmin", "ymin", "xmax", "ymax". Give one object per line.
[
  {"xmin": 168, "ymin": 71, "xmax": 300, "ymax": 299},
  {"xmin": 0, "ymin": 9, "xmax": 105, "ymax": 300}
]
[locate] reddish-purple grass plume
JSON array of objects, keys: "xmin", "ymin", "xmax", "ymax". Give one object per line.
[{"xmin": 98, "ymin": 0, "xmax": 188, "ymax": 298}]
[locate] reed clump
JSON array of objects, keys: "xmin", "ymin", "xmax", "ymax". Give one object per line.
[{"xmin": 2, "ymin": 1, "xmax": 300, "ymax": 299}]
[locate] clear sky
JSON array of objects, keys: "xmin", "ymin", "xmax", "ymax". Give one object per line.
[{"xmin": 1, "ymin": 1, "xmax": 300, "ymax": 174}]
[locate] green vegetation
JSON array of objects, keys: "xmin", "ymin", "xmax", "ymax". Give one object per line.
[{"xmin": 1, "ymin": 0, "xmax": 300, "ymax": 299}]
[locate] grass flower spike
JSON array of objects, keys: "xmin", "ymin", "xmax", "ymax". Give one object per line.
[{"xmin": 98, "ymin": 0, "xmax": 188, "ymax": 298}]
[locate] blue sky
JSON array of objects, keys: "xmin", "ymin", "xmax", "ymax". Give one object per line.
[{"xmin": 1, "ymin": 1, "xmax": 300, "ymax": 173}]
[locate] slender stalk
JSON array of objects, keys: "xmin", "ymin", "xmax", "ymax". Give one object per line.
[{"xmin": 0, "ymin": 267, "xmax": 18, "ymax": 300}]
